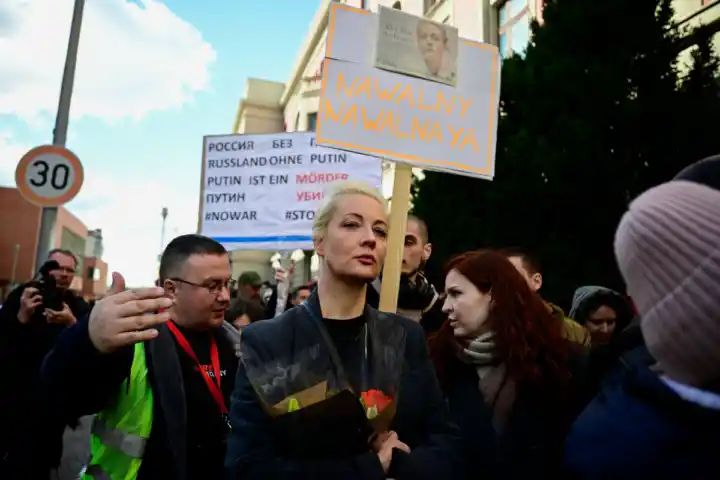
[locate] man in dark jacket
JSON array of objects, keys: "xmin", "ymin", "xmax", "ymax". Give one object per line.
[
  {"xmin": 367, "ymin": 215, "xmax": 444, "ymax": 334},
  {"xmin": 42, "ymin": 235, "xmax": 239, "ymax": 480},
  {"xmin": 237, "ymin": 271, "xmax": 264, "ymax": 305},
  {"xmin": 0, "ymin": 249, "xmax": 89, "ymax": 479},
  {"xmin": 502, "ymin": 248, "xmax": 591, "ymax": 347},
  {"xmin": 565, "ymin": 180, "xmax": 720, "ymax": 478}
]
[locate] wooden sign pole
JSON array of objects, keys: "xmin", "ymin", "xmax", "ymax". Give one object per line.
[{"xmin": 378, "ymin": 163, "xmax": 412, "ymax": 313}]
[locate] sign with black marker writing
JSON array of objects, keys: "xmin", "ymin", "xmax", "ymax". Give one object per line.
[{"xmin": 199, "ymin": 132, "xmax": 382, "ymax": 250}]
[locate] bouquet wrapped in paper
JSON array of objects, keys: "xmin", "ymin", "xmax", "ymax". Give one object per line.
[
  {"xmin": 241, "ymin": 309, "xmax": 407, "ymax": 458},
  {"xmin": 357, "ymin": 315, "xmax": 407, "ymax": 434}
]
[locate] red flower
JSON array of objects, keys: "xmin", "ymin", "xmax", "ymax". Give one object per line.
[{"xmin": 360, "ymin": 389, "xmax": 392, "ymax": 413}]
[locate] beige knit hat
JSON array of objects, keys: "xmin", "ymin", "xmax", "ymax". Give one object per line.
[{"xmin": 614, "ymin": 180, "xmax": 720, "ymax": 387}]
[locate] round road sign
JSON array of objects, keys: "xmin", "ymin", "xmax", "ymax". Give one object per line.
[{"xmin": 15, "ymin": 145, "xmax": 84, "ymax": 207}]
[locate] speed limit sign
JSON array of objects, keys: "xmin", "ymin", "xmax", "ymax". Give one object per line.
[{"xmin": 15, "ymin": 145, "xmax": 84, "ymax": 207}]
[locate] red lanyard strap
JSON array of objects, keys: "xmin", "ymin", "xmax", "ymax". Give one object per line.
[{"xmin": 167, "ymin": 321, "xmax": 228, "ymax": 415}]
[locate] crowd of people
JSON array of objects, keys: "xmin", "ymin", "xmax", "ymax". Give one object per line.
[{"xmin": 0, "ymin": 154, "xmax": 718, "ymax": 479}]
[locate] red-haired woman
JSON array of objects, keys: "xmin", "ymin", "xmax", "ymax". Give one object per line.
[{"xmin": 430, "ymin": 250, "xmax": 586, "ymax": 479}]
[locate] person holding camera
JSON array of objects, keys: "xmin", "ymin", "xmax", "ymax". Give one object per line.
[
  {"xmin": 14, "ymin": 249, "xmax": 88, "ymax": 327},
  {"xmin": 0, "ymin": 249, "xmax": 90, "ymax": 479}
]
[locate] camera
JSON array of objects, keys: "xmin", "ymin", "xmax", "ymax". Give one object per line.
[{"xmin": 25, "ymin": 260, "xmax": 65, "ymax": 312}]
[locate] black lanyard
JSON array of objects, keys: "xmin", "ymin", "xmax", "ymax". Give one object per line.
[{"xmin": 301, "ymin": 301, "xmax": 370, "ymax": 392}]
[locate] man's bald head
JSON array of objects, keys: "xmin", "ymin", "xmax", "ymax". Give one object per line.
[{"xmin": 403, "ymin": 215, "xmax": 432, "ymax": 278}]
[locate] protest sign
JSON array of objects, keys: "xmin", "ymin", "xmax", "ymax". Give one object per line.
[
  {"xmin": 199, "ymin": 132, "xmax": 382, "ymax": 251},
  {"xmin": 318, "ymin": 3, "xmax": 500, "ymax": 180},
  {"xmin": 317, "ymin": 3, "xmax": 501, "ymax": 313}
]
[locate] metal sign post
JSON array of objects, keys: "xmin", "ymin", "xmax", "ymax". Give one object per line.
[{"xmin": 34, "ymin": 0, "xmax": 85, "ymax": 271}]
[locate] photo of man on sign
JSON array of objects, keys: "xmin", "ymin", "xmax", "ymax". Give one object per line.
[
  {"xmin": 374, "ymin": 6, "xmax": 458, "ymax": 86},
  {"xmin": 416, "ymin": 19, "xmax": 457, "ymax": 85}
]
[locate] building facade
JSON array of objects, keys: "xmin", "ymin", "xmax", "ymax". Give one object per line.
[
  {"xmin": 229, "ymin": 0, "xmax": 506, "ymax": 282},
  {"xmin": 0, "ymin": 187, "xmax": 108, "ymax": 301},
  {"xmin": 235, "ymin": 0, "xmax": 719, "ymax": 140},
  {"xmin": 675, "ymin": 0, "xmax": 720, "ymax": 71},
  {"xmin": 229, "ymin": 0, "xmax": 719, "ymax": 283}
]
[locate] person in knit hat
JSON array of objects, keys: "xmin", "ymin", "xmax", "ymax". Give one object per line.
[
  {"xmin": 674, "ymin": 153, "xmax": 720, "ymax": 190},
  {"xmin": 564, "ymin": 180, "xmax": 720, "ymax": 479},
  {"xmin": 568, "ymin": 285, "xmax": 635, "ymax": 403},
  {"xmin": 604, "ymin": 153, "xmax": 720, "ymax": 378},
  {"xmin": 569, "ymin": 286, "xmax": 633, "ymax": 346}
]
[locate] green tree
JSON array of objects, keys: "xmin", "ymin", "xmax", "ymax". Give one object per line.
[{"xmin": 413, "ymin": 0, "xmax": 720, "ymax": 307}]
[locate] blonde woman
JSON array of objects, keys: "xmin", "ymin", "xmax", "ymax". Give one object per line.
[{"xmin": 225, "ymin": 182, "xmax": 461, "ymax": 479}]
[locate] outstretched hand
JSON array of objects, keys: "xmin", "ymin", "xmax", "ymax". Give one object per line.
[{"xmin": 88, "ymin": 272, "xmax": 173, "ymax": 354}]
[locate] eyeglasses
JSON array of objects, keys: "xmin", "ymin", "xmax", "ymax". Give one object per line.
[{"xmin": 169, "ymin": 277, "xmax": 234, "ymax": 296}]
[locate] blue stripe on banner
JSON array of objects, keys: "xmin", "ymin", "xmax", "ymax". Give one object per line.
[{"xmin": 211, "ymin": 235, "xmax": 313, "ymax": 243}]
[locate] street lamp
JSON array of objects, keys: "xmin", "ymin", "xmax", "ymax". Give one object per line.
[{"xmin": 159, "ymin": 207, "xmax": 168, "ymax": 261}]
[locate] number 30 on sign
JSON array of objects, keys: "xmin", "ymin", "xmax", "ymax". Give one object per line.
[{"xmin": 15, "ymin": 145, "xmax": 84, "ymax": 207}]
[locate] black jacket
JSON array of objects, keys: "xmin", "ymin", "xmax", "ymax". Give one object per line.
[
  {"xmin": 441, "ymin": 355, "xmax": 587, "ymax": 479},
  {"xmin": 225, "ymin": 291, "xmax": 463, "ymax": 479},
  {"xmin": 0, "ymin": 284, "xmax": 89, "ymax": 477},
  {"xmin": 41, "ymin": 316, "xmax": 241, "ymax": 480},
  {"xmin": 366, "ymin": 274, "xmax": 445, "ymax": 335},
  {"xmin": 564, "ymin": 365, "xmax": 720, "ymax": 479}
]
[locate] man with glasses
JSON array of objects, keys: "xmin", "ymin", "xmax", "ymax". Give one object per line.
[
  {"xmin": 0, "ymin": 248, "xmax": 90, "ymax": 479},
  {"xmin": 9, "ymin": 248, "xmax": 88, "ymax": 327},
  {"xmin": 41, "ymin": 234, "xmax": 240, "ymax": 480}
]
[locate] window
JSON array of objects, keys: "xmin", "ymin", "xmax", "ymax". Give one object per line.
[
  {"xmin": 60, "ymin": 228, "xmax": 85, "ymax": 265},
  {"xmin": 307, "ymin": 113, "xmax": 318, "ymax": 131},
  {"xmin": 86, "ymin": 266, "xmax": 101, "ymax": 281},
  {"xmin": 392, "ymin": 1, "xmax": 402, "ymax": 10},
  {"xmin": 498, "ymin": 0, "xmax": 530, "ymax": 58},
  {"xmin": 86, "ymin": 266, "xmax": 100, "ymax": 281},
  {"xmin": 505, "ymin": 0, "xmax": 526, "ymax": 19},
  {"xmin": 510, "ymin": 14, "xmax": 530, "ymax": 53}
]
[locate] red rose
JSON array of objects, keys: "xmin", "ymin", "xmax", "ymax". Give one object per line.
[{"xmin": 360, "ymin": 389, "xmax": 392, "ymax": 413}]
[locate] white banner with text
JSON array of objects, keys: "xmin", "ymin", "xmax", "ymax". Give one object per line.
[{"xmin": 199, "ymin": 132, "xmax": 382, "ymax": 251}]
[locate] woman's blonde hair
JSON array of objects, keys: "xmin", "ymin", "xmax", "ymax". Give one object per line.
[{"xmin": 312, "ymin": 181, "xmax": 388, "ymax": 241}]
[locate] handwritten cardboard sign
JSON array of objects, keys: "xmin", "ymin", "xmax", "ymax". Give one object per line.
[{"xmin": 317, "ymin": 3, "xmax": 500, "ymax": 180}]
